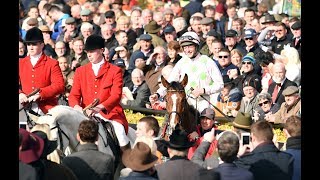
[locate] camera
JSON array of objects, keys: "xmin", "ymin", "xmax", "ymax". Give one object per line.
[
  {"xmin": 19, "ymin": 122, "xmax": 27, "ymax": 129},
  {"xmin": 241, "ymin": 132, "xmax": 250, "ymax": 145}
]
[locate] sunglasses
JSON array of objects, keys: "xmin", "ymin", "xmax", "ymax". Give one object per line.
[
  {"xmin": 244, "ymin": 37, "xmax": 253, "ymax": 41},
  {"xmin": 242, "ymin": 61, "xmax": 252, "ymax": 65},
  {"xmin": 258, "ymin": 101, "xmax": 269, "ymax": 106},
  {"xmin": 218, "ymin": 55, "xmax": 229, "ymax": 59}
]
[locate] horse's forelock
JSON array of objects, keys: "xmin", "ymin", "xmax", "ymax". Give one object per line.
[{"xmin": 168, "ymin": 81, "xmax": 184, "ymax": 91}]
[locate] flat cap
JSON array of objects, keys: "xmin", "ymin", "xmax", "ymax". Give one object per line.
[
  {"xmin": 282, "ymin": 86, "xmax": 299, "ymax": 96},
  {"xmin": 200, "ymin": 17, "xmax": 214, "ymax": 25},
  {"xmin": 80, "ymin": 9, "xmax": 91, "ymax": 16},
  {"xmin": 163, "ymin": 25, "xmax": 175, "ymax": 33},
  {"xmin": 291, "ymin": 21, "xmax": 301, "ymax": 30},
  {"xmin": 139, "ymin": 34, "xmax": 152, "ymax": 41},
  {"xmin": 105, "ymin": 10, "xmax": 115, "ymax": 18},
  {"xmin": 207, "ymin": 29, "xmax": 220, "ymax": 38},
  {"xmin": 225, "ymin": 29, "xmax": 238, "ymax": 37},
  {"xmin": 163, "ymin": 8, "xmax": 174, "ymax": 15},
  {"xmin": 65, "ymin": 17, "xmax": 75, "ymax": 24}
]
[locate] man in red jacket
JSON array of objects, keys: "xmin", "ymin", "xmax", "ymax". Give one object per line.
[
  {"xmin": 68, "ymin": 34, "xmax": 130, "ymax": 150},
  {"xmin": 19, "ymin": 27, "xmax": 64, "ymax": 115}
]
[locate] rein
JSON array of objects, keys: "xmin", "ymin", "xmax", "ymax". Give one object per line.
[{"xmin": 50, "ymin": 122, "xmax": 71, "ymax": 152}]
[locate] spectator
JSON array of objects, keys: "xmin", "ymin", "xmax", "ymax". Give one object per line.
[
  {"xmin": 267, "ymin": 62, "xmax": 297, "ymax": 106},
  {"xmin": 19, "ymin": 27, "xmax": 64, "ymax": 116},
  {"xmin": 47, "ymin": 5, "xmax": 70, "ymax": 41},
  {"xmin": 135, "ymin": 116, "xmax": 169, "ymax": 161},
  {"xmin": 121, "ymin": 68, "xmax": 151, "ymax": 108},
  {"xmin": 19, "ymin": 128, "xmax": 77, "ymax": 180},
  {"xmin": 252, "ymin": 92, "xmax": 280, "ymax": 122},
  {"xmin": 120, "ymin": 142, "xmax": 158, "ymax": 180},
  {"xmin": 284, "ymin": 116, "xmax": 301, "ymax": 180},
  {"xmin": 166, "ymin": 40, "xmax": 182, "ymax": 67},
  {"xmin": 267, "ymin": 86, "xmax": 301, "ymax": 124},
  {"xmin": 68, "ymin": 34, "xmax": 130, "ymax": 151},
  {"xmin": 235, "ymin": 121, "xmax": 294, "ymax": 180},
  {"xmin": 19, "ymin": 131, "xmax": 39, "ymax": 180},
  {"xmin": 199, "ymin": 129, "xmax": 254, "ymax": 180},
  {"xmin": 57, "ymin": 56, "xmax": 74, "ymax": 105},
  {"xmin": 156, "ymin": 129, "xmax": 204, "ymax": 180},
  {"xmin": 114, "ymin": 58, "xmax": 133, "ymax": 88},
  {"xmin": 215, "ymin": 75, "xmax": 242, "ymax": 118},
  {"xmin": 188, "ymin": 108, "xmax": 219, "ymax": 160},
  {"xmin": 62, "ymin": 120, "xmax": 115, "ymax": 180}
]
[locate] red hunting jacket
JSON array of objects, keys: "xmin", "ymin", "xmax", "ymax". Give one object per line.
[
  {"xmin": 68, "ymin": 61, "xmax": 128, "ymax": 133},
  {"xmin": 19, "ymin": 54, "xmax": 65, "ymax": 114}
]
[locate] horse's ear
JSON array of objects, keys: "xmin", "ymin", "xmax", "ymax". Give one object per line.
[
  {"xmin": 161, "ymin": 75, "xmax": 170, "ymax": 88},
  {"xmin": 180, "ymin": 74, "xmax": 188, "ymax": 88}
]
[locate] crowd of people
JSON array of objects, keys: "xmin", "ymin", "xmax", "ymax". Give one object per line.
[{"xmin": 19, "ymin": 0, "xmax": 301, "ymax": 179}]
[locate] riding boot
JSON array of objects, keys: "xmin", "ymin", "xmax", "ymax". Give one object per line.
[{"xmin": 120, "ymin": 142, "xmax": 131, "ymax": 153}]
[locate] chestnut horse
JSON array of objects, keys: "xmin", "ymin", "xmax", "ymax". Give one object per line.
[{"xmin": 160, "ymin": 74, "xmax": 198, "ymax": 139}]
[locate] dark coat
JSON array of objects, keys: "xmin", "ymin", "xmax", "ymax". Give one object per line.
[
  {"xmin": 285, "ymin": 136, "xmax": 301, "ymax": 180},
  {"xmin": 19, "ymin": 161, "xmax": 39, "ymax": 180},
  {"xmin": 267, "ymin": 78, "xmax": 297, "ymax": 106},
  {"xmin": 235, "ymin": 142, "xmax": 294, "ymax": 180},
  {"xmin": 156, "ymin": 156, "xmax": 204, "ymax": 180},
  {"xmin": 213, "ymin": 163, "xmax": 254, "ymax": 180},
  {"xmin": 126, "ymin": 81, "xmax": 151, "ymax": 108},
  {"xmin": 62, "ymin": 143, "xmax": 115, "ymax": 180},
  {"xmin": 119, "ymin": 171, "xmax": 158, "ymax": 180}
]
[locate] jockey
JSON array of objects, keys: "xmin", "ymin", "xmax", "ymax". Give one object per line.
[
  {"xmin": 68, "ymin": 34, "xmax": 130, "ymax": 151},
  {"xmin": 150, "ymin": 31, "xmax": 224, "ymax": 113}
]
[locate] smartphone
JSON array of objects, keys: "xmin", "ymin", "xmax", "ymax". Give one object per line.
[
  {"xmin": 19, "ymin": 122, "xmax": 27, "ymax": 129},
  {"xmin": 241, "ymin": 132, "xmax": 250, "ymax": 145}
]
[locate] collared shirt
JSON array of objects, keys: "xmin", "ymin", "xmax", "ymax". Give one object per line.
[
  {"xmin": 30, "ymin": 52, "xmax": 42, "ymax": 67},
  {"xmin": 92, "ymin": 58, "xmax": 105, "ymax": 76}
]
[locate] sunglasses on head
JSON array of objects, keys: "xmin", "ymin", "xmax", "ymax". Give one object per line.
[
  {"xmin": 258, "ymin": 101, "xmax": 269, "ymax": 106},
  {"xmin": 242, "ymin": 61, "xmax": 252, "ymax": 65},
  {"xmin": 244, "ymin": 37, "xmax": 253, "ymax": 41},
  {"xmin": 218, "ymin": 55, "xmax": 229, "ymax": 59}
]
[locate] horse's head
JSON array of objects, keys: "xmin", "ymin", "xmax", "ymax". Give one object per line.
[{"xmin": 162, "ymin": 74, "xmax": 188, "ymax": 134}]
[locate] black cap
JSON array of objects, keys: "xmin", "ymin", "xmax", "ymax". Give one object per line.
[
  {"xmin": 105, "ymin": 10, "xmax": 115, "ymax": 18},
  {"xmin": 114, "ymin": 58, "xmax": 125, "ymax": 68},
  {"xmin": 84, "ymin": 35, "xmax": 105, "ymax": 51},
  {"xmin": 25, "ymin": 27, "xmax": 44, "ymax": 43},
  {"xmin": 225, "ymin": 29, "xmax": 238, "ymax": 37},
  {"xmin": 291, "ymin": 21, "xmax": 301, "ymax": 30}
]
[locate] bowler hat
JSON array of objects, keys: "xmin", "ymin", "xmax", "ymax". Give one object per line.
[
  {"xmin": 162, "ymin": 129, "xmax": 195, "ymax": 150},
  {"xmin": 19, "ymin": 128, "xmax": 45, "ymax": 163},
  {"xmin": 232, "ymin": 112, "xmax": 252, "ymax": 130},
  {"xmin": 25, "ymin": 27, "xmax": 44, "ymax": 43},
  {"xmin": 144, "ymin": 20, "xmax": 161, "ymax": 34},
  {"xmin": 84, "ymin": 34, "xmax": 105, "ymax": 51},
  {"xmin": 282, "ymin": 86, "xmax": 299, "ymax": 96},
  {"xmin": 200, "ymin": 108, "xmax": 215, "ymax": 120},
  {"xmin": 32, "ymin": 131, "xmax": 58, "ymax": 158},
  {"xmin": 122, "ymin": 142, "xmax": 158, "ymax": 171}
]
